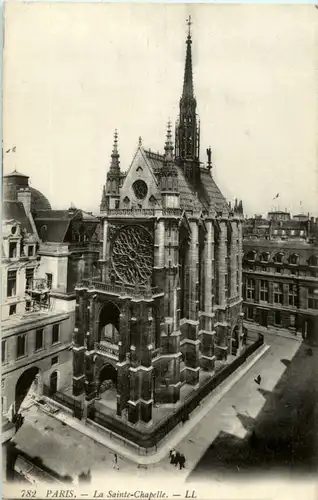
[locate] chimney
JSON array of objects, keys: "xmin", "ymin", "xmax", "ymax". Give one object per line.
[{"xmin": 18, "ymin": 187, "xmax": 32, "ymax": 215}]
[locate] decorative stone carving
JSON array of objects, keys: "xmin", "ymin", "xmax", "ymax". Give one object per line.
[
  {"xmin": 108, "ymin": 224, "xmax": 118, "ymax": 242},
  {"xmin": 111, "ymin": 225, "xmax": 153, "ymax": 285},
  {"xmin": 132, "ymin": 180, "xmax": 148, "ymax": 200}
]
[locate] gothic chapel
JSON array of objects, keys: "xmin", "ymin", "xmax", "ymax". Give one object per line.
[{"xmin": 73, "ymin": 18, "xmax": 244, "ymax": 426}]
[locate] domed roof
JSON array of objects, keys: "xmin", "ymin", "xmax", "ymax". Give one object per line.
[
  {"xmin": 3, "ymin": 170, "xmax": 51, "ymax": 211},
  {"xmin": 30, "ymin": 187, "xmax": 52, "ymax": 211}
]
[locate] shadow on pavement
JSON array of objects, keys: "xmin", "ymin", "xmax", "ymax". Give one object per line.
[{"xmin": 188, "ymin": 341, "xmax": 318, "ymax": 479}]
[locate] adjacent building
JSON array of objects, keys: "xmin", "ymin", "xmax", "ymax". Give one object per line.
[
  {"xmin": 2, "ymin": 170, "xmax": 99, "ymax": 430},
  {"xmin": 72, "ymin": 20, "xmax": 245, "ymax": 427},
  {"xmin": 243, "ymin": 211, "xmax": 318, "ymax": 342}
]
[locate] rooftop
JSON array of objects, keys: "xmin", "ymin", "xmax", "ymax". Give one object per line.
[{"xmin": 2, "ymin": 310, "xmax": 69, "ymax": 334}]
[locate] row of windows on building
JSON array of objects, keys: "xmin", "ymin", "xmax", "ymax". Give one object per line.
[
  {"xmin": 245, "ymin": 279, "xmax": 318, "ymax": 309},
  {"xmin": 7, "ymin": 242, "xmax": 36, "ymax": 259},
  {"xmin": 6, "ymin": 270, "xmax": 53, "ymax": 300},
  {"xmin": 1, "ymin": 323, "xmax": 61, "ymax": 363},
  {"xmin": 245, "ymin": 306, "xmax": 296, "ymax": 328},
  {"xmin": 244, "ymin": 264, "xmax": 318, "ymax": 278},
  {"xmin": 244, "ymin": 251, "xmax": 318, "ymax": 267},
  {"xmin": 271, "ymin": 228, "xmax": 306, "ymax": 237}
]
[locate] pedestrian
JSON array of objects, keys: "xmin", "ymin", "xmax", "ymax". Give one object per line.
[
  {"xmin": 112, "ymin": 453, "xmax": 119, "ymax": 470},
  {"xmin": 254, "ymin": 375, "xmax": 261, "ymax": 385},
  {"xmin": 169, "ymin": 448, "xmax": 177, "ymax": 465},
  {"xmin": 249, "ymin": 430, "xmax": 257, "ymax": 448},
  {"xmin": 174, "ymin": 451, "xmax": 181, "ymax": 467},
  {"xmin": 179, "ymin": 453, "xmax": 186, "ymax": 470}
]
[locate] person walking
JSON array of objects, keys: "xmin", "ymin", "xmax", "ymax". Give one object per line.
[
  {"xmin": 169, "ymin": 448, "xmax": 177, "ymax": 465},
  {"xmin": 179, "ymin": 453, "xmax": 186, "ymax": 470},
  {"xmin": 112, "ymin": 453, "xmax": 119, "ymax": 470}
]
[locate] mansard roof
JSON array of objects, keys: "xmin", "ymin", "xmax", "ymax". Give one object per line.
[
  {"xmin": 33, "ymin": 209, "xmax": 98, "ymax": 243},
  {"xmin": 3, "ymin": 200, "xmax": 34, "ymax": 235},
  {"xmin": 142, "ymin": 148, "xmax": 228, "ymax": 213}
]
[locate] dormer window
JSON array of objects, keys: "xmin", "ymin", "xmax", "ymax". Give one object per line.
[
  {"xmin": 246, "ymin": 251, "xmax": 256, "ymax": 262},
  {"xmin": 308, "ymin": 255, "xmax": 318, "ymax": 267},
  {"xmin": 28, "ymin": 245, "xmax": 34, "ymax": 257},
  {"xmin": 274, "ymin": 252, "xmax": 284, "ymax": 264},
  {"xmin": 289, "ymin": 253, "xmax": 299, "ymax": 265},
  {"xmin": 260, "ymin": 252, "xmax": 269, "ymax": 263},
  {"xmin": 9, "ymin": 242, "xmax": 17, "ymax": 259}
]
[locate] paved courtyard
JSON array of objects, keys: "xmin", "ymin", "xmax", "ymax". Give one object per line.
[{"xmin": 8, "ymin": 329, "xmax": 317, "ymax": 484}]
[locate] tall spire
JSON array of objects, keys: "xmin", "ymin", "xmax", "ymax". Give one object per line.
[
  {"xmin": 182, "ymin": 15, "xmax": 194, "ymax": 99},
  {"xmin": 175, "ymin": 15, "xmax": 200, "ymax": 183}
]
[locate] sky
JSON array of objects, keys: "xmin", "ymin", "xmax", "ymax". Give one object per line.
[{"xmin": 3, "ymin": 3, "xmax": 318, "ymax": 217}]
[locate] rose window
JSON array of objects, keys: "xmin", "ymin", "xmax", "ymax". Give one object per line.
[
  {"xmin": 132, "ymin": 180, "xmax": 148, "ymax": 200},
  {"xmin": 111, "ymin": 225, "xmax": 153, "ymax": 285}
]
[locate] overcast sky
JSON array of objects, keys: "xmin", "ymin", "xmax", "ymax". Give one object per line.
[{"xmin": 3, "ymin": 3, "xmax": 318, "ymax": 217}]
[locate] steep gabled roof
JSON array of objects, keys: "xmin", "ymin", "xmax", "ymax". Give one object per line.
[
  {"xmin": 140, "ymin": 148, "xmax": 228, "ymax": 213},
  {"xmin": 199, "ymin": 169, "xmax": 229, "ymax": 214}
]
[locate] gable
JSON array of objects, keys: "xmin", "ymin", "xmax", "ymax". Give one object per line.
[{"xmin": 119, "ymin": 147, "xmax": 162, "ymax": 209}]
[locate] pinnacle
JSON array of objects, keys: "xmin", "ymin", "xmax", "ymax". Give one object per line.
[
  {"xmin": 110, "ymin": 129, "xmax": 120, "ymax": 171},
  {"xmin": 164, "ymin": 121, "xmax": 174, "ymax": 163}
]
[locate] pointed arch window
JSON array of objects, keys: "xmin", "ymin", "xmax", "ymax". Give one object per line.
[{"xmin": 149, "ymin": 195, "xmax": 156, "ymax": 205}]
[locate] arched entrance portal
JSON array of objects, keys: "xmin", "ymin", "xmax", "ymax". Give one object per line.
[
  {"xmin": 50, "ymin": 371, "xmax": 58, "ymax": 395},
  {"xmin": 15, "ymin": 366, "xmax": 39, "ymax": 414},
  {"xmin": 98, "ymin": 301, "xmax": 120, "ymax": 344},
  {"xmin": 98, "ymin": 363, "xmax": 117, "ymax": 396}
]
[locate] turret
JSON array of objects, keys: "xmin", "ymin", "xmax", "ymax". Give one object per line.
[
  {"xmin": 100, "ymin": 130, "xmax": 122, "ymax": 212},
  {"xmin": 161, "ymin": 122, "xmax": 179, "ymax": 209}
]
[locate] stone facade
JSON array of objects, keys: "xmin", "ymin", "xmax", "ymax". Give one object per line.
[
  {"xmin": 243, "ymin": 212, "xmax": 318, "ymax": 342},
  {"xmin": 2, "ymin": 172, "xmax": 99, "ymax": 431},
  {"xmin": 73, "ymin": 23, "xmax": 244, "ymax": 426}
]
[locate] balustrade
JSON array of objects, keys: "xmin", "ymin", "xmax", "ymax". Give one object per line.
[
  {"xmin": 76, "ymin": 279, "xmax": 155, "ymax": 300},
  {"xmin": 95, "ymin": 342, "xmax": 119, "ymax": 357}
]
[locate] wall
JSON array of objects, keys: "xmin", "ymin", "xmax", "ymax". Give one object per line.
[
  {"xmin": 2, "ymin": 312, "xmax": 72, "ymax": 414},
  {"xmin": 36, "ymin": 253, "xmax": 68, "ymax": 293}
]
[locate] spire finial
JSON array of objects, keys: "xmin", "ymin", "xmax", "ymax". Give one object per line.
[
  {"xmin": 182, "ymin": 16, "xmax": 194, "ymax": 98},
  {"xmin": 187, "ymin": 15, "xmax": 192, "ymax": 40},
  {"xmin": 138, "ymin": 136, "xmax": 142, "ymax": 147}
]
